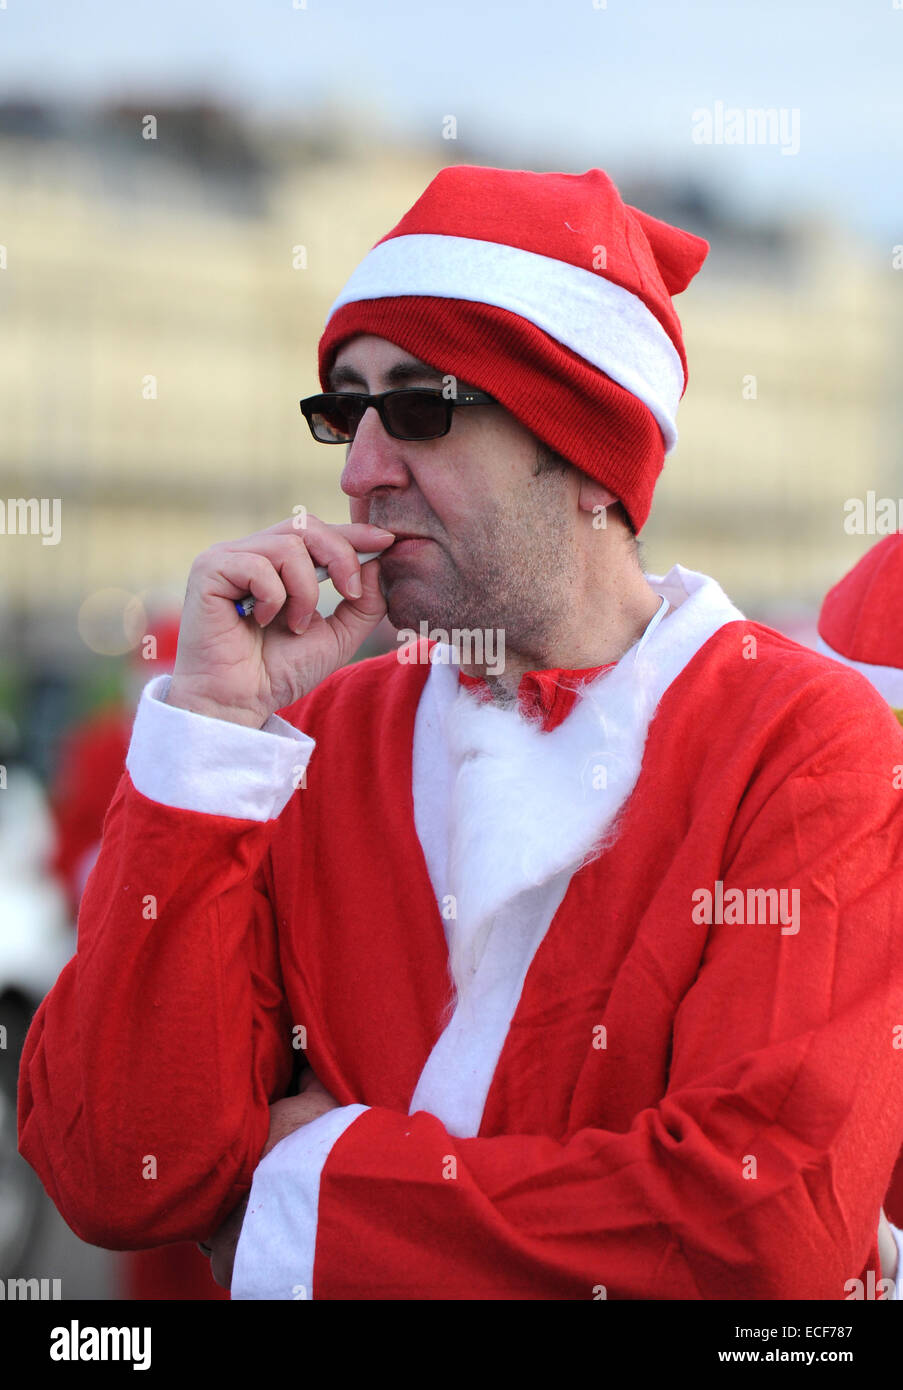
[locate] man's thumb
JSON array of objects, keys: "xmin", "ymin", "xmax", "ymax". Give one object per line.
[{"xmin": 325, "ymin": 557, "xmax": 388, "ymax": 652}]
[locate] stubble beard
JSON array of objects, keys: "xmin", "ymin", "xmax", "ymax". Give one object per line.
[{"xmin": 379, "ymin": 485, "xmax": 574, "ymax": 660}]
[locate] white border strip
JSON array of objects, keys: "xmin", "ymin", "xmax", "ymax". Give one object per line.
[
  {"xmin": 326, "ymin": 233, "xmax": 684, "ymax": 452},
  {"xmin": 816, "ymin": 635, "xmax": 903, "ymax": 707}
]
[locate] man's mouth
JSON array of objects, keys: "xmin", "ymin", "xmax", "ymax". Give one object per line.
[
  {"xmin": 385, "ymin": 534, "xmax": 434, "ymax": 556},
  {"xmin": 375, "ymin": 527, "xmax": 432, "ymax": 545}
]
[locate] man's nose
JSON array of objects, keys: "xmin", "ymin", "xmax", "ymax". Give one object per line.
[{"xmin": 339, "ymin": 405, "xmax": 410, "ymax": 499}]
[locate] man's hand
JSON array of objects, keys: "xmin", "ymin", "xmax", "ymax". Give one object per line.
[
  {"xmin": 166, "ymin": 514, "xmax": 395, "ymax": 728},
  {"xmin": 202, "ymin": 1068, "xmax": 341, "ymax": 1289},
  {"xmin": 259, "ymin": 1071, "xmax": 342, "ymax": 1161}
]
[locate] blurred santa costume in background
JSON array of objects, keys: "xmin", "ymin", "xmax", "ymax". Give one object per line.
[
  {"xmin": 817, "ymin": 533, "xmax": 903, "ymax": 723},
  {"xmin": 817, "ymin": 533, "xmax": 903, "ymax": 1256}
]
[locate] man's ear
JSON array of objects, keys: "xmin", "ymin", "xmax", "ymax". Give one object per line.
[{"xmin": 577, "ymin": 475, "xmax": 618, "ymax": 515}]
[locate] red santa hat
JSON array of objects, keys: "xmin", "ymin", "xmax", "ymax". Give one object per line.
[
  {"xmin": 318, "ymin": 165, "xmax": 709, "ymax": 533},
  {"xmin": 817, "ymin": 533, "xmax": 903, "ymax": 707}
]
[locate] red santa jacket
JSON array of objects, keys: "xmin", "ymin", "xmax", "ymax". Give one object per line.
[{"xmin": 18, "ymin": 611, "xmax": 903, "ymax": 1299}]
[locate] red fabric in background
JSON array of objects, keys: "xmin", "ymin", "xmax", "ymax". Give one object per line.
[
  {"xmin": 118, "ymin": 1243, "xmax": 225, "ymax": 1301},
  {"xmin": 818, "ymin": 532, "xmax": 903, "ymax": 669},
  {"xmin": 49, "ymin": 708, "xmax": 130, "ymax": 918}
]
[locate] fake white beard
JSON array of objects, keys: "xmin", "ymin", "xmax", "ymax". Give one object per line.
[{"xmin": 439, "ymin": 609, "xmax": 668, "ymax": 1011}]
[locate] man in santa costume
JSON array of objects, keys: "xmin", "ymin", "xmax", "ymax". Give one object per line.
[{"xmin": 18, "ymin": 166, "xmax": 903, "ymax": 1300}]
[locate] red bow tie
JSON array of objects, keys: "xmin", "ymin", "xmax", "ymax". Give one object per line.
[{"xmin": 458, "ymin": 662, "xmax": 615, "ymax": 733}]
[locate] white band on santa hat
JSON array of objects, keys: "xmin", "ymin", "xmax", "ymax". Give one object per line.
[
  {"xmin": 325, "ymin": 233, "xmax": 686, "ymax": 452},
  {"xmin": 816, "ymin": 634, "xmax": 903, "ymax": 707}
]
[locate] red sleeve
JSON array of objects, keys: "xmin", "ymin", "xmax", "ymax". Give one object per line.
[
  {"xmin": 312, "ymin": 717, "xmax": 903, "ymax": 1300},
  {"xmin": 17, "ymin": 774, "xmax": 294, "ymax": 1249}
]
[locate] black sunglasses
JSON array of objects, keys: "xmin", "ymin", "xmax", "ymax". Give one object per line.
[{"xmin": 299, "ymin": 387, "xmax": 495, "ymax": 443}]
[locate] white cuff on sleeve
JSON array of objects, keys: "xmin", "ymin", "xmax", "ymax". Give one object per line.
[
  {"xmin": 231, "ymin": 1104, "xmax": 368, "ymax": 1300},
  {"xmin": 125, "ymin": 673, "xmax": 315, "ymax": 821},
  {"xmin": 892, "ymin": 1222, "xmax": 903, "ymax": 1301}
]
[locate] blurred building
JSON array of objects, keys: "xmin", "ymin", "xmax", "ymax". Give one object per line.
[
  {"xmin": 635, "ymin": 183, "xmax": 902, "ymax": 616},
  {"xmin": 0, "ymin": 98, "xmax": 900, "ymax": 679}
]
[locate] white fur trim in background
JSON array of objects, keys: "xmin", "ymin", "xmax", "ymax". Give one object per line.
[{"xmin": 815, "ymin": 635, "xmax": 903, "ymax": 708}]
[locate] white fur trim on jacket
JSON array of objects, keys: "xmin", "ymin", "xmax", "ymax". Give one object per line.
[
  {"xmin": 408, "ymin": 565, "xmax": 744, "ymax": 1138},
  {"xmin": 232, "ymin": 1104, "xmax": 368, "ymax": 1301},
  {"xmin": 126, "ymin": 673, "xmax": 313, "ymax": 822}
]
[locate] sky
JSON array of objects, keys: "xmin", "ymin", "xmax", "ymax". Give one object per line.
[{"xmin": 1, "ymin": 0, "xmax": 901, "ymax": 244}]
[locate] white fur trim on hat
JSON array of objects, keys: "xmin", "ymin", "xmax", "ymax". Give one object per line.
[{"xmin": 326, "ymin": 233, "xmax": 685, "ymax": 452}]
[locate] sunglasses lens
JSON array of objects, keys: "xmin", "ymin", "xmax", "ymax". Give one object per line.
[
  {"xmin": 310, "ymin": 396, "xmax": 365, "ymax": 442},
  {"xmin": 383, "ymin": 391, "xmax": 447, "ymax": 440}
]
